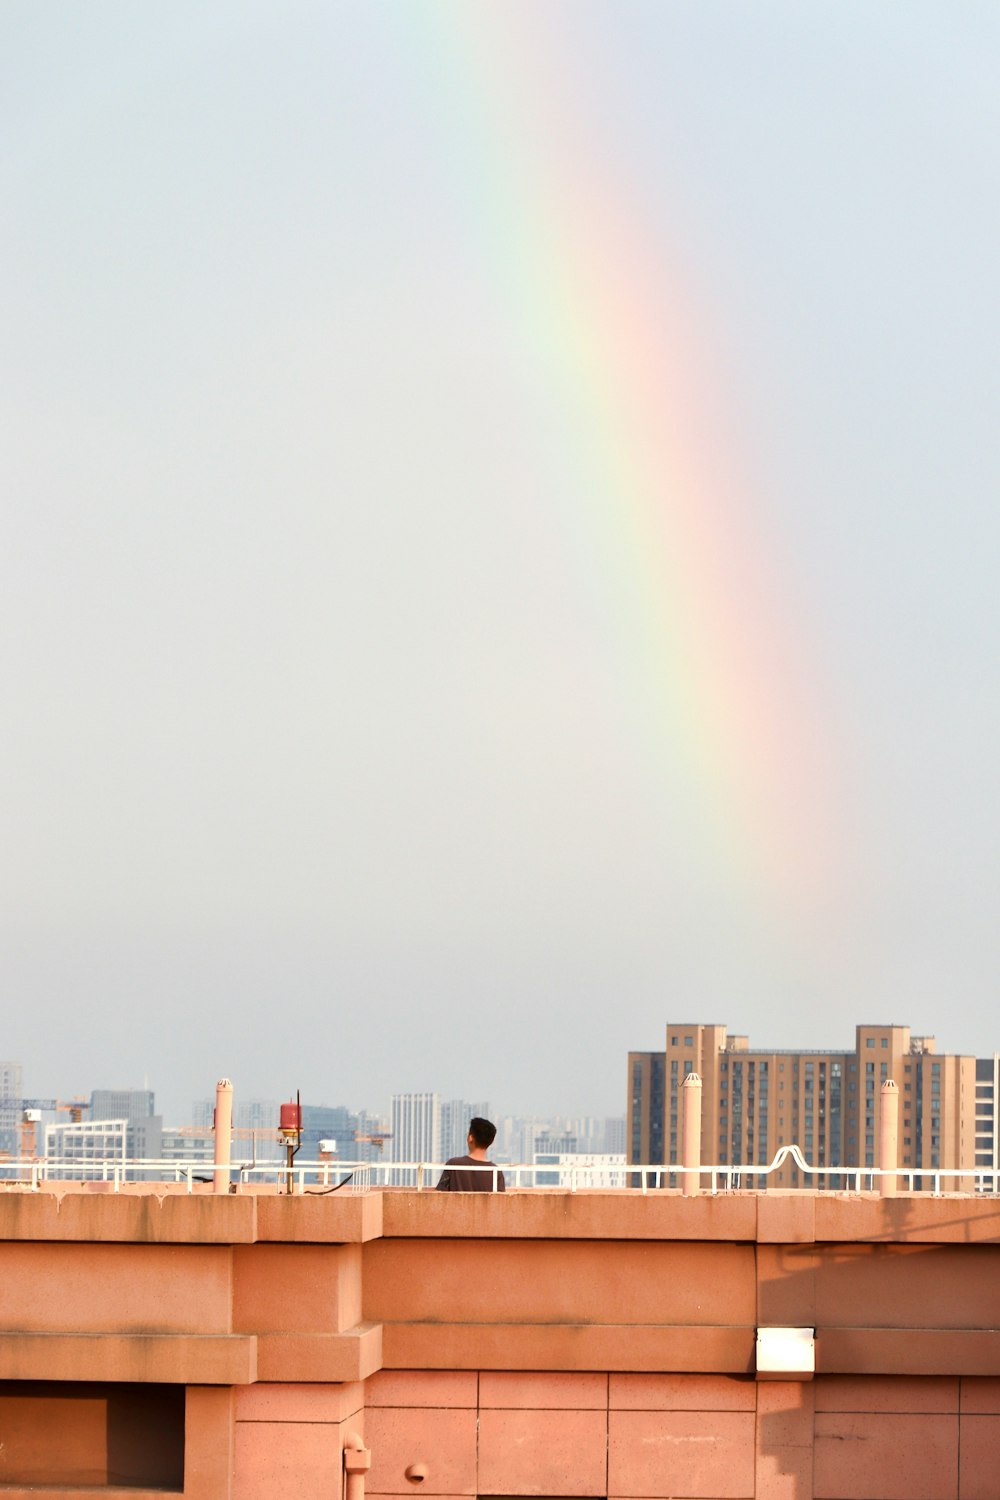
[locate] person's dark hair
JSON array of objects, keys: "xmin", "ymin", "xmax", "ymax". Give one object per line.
[{"xmin": 468, "ymin": 1116, "xmax": 497, "ymax": 1150}]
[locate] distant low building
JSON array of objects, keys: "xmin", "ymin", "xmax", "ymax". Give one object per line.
[
  {"xmin": 532, "ymin": 1152, "xmax": 626, "ymax": 1188},
  {"xmin": 160, "ymin": 1128, "xmax": 214, "ymax": 1169},
  {"xmin": 44, "ymin": 1118, "xmax": 128, "ymax": 1179}
]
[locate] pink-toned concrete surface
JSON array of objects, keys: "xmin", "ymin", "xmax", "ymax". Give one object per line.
[
  {"xmin": 813, "ymin": 1411, "xmax": 959, "ymax": 1499},
  {"xmin": 2, "ymin": 1188, "xmax": 1000, "ymax": 1497}
]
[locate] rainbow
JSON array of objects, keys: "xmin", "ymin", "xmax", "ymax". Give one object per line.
[{"xmin": 413, "ymin": 6, "xmax": 846, "ymax": 915}]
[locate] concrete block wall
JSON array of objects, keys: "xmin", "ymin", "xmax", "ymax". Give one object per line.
[{"xmin": 0, "ymin": 1185, "xmax": 999, "ymax": 1497}]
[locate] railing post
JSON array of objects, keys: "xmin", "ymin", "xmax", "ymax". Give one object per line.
[
  {"xmin": 682, "ymin": 1072, "xmax": 703, "ymax": 1196},
  {"xmin": 878, "ymin": 1079, "xmax": 899, "ymax": 1197},
  {"xmin": 213, "ymin": 1078, "xmax": 233, "ymax": 1195}
]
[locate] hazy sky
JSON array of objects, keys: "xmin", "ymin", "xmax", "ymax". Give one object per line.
[{"xmin": 4, "ymin": 3, "xmax": 999, "ymax": 1125}]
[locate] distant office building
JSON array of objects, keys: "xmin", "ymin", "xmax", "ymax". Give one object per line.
[
  {"xmin": 0, "ymin": 1061, "xmax": 23, "ymax": 1157},
  {"xmin": 89, "ymin": 1089, "xmax": 162, "ymax": 1160},
  {"xmin": 391, "ymin": 1094, "xmax": 441, "ymax": 1170},
  {"xmin": 299, "ymin": 1104, "xmax": 356, "ymax": 1162},
  {"xmin": 629, "ymin": 1023, "xmax": 984, "ymax": 1190}
]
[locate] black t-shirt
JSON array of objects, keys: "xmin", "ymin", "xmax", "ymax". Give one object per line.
[{"xmin": 435, "ymin": 1155, "xmax": 506, "ymax": 1192}]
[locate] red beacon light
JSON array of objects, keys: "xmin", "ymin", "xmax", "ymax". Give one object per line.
[{"xmin": 279, "ymin": 1095, "xmax": 302, "ymax": 1195}]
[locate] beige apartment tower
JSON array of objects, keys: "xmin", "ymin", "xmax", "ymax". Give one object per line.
[{"xmin": 628, "ymin": 1023, "xmax": 983, "ymax": 1188}]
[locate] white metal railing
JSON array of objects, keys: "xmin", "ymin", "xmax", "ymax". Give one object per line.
[{"xmin": 1, "ymin": 1147, "xmax": 999, "ymax": 1196}]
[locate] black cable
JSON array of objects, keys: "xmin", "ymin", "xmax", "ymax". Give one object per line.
[{"xmin": 306, "ymin": 1172, "xmax": 355, "ymax": 1195}]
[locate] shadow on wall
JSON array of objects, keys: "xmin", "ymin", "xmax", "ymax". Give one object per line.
[{"xmin": 755, "ymin": 1191, "xmax": 999, "ymax": 1499}]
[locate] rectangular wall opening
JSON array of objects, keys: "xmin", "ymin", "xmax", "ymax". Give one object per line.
[{"xmin": 0, "ymin": 1381, "xmax": 185, "ymax": 1490}]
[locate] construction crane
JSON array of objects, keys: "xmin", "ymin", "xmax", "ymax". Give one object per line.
[
  {"xmin": 23, "ymin": 1098, "xmax": 89, "ymax": 1123},
  {"xmin": 11, "ymin": 1098, "xmax": 90, "ymax": 1160},
  {"xmin": 354, "ymin": 1131, "xmax": 393, "ymax": 1153}
]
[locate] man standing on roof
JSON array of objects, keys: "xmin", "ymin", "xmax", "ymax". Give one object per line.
[{"xmin": 436, "ymin": 1116, "xmax": 506, "ymax": 1192}]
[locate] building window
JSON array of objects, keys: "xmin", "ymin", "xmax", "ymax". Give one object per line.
[
  {"xmin": 684, "ymin": 1036, "xmax": 693, "ymax": 1046},
  {"xmin": 866, "ymin": 1039, "xmax": 875, "ymax": 1048},
  {"xmin": 671, "ymin": 1037, "xmax": 679, "ymax": 1046},
  {"xmin": 881, "ymin": 1038, "xmax": 888, "ymax": 1048}
]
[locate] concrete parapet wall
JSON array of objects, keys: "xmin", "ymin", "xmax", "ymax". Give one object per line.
[{"xmin": 0, "ymin": 1188, "xmax": 998, "ymax": 1497}]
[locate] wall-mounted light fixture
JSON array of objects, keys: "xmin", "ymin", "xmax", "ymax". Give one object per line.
[{"xmin": 756, "ymin": 1326, "xmax": 815, "ymax": 1380}]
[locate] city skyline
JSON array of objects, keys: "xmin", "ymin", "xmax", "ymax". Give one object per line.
[{"xmin": 1, "ymin": 1057, "xmax": 627, "ymax": 1161}]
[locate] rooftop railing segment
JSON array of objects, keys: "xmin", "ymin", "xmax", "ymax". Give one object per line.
[{"xmin": 1, "ymin": 1149, "xmax": 998, "ymax": 1196}]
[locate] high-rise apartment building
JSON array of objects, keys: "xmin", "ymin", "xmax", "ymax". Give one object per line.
[
  {"xmin": 235, "ymin": 1100, "xmax": 279, "ymax": 1132},
  {"xmin": 975, "ymin": 1055, "xmax": 999, "ymax": 1173},
  {"xmin": 440, "ymin": 1100, "xmax": 490, "ymax": 1161},
  {"xmin": 0, "ymin": 1061, "xmax": 23, "ymax": 1157},
  {"xmin": 391, "ymin": 1094, "xmax": 441, "ymax": 1166},
  {"xmin": 629, "ymin": 1023, "xmax": 985, "ymax": 1189}
]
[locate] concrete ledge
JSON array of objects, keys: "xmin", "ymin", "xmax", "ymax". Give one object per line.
[
  {"xmin": 255, "ymin": 1194, "xmax": 383, "ymax": 1243},
  {"xmin": 0, "ymin": 1332, "xmax": 257, "ymax": 1384},
  {"xmin": 0, "ymin": 1190, "xmax": 256, "ymax": 1244},
  {"xmin": 814, "ymin": 1195, "xmax": 1000, "ymax": 1243},
  {"xmin": 380, "ymin": 1191, "xmax": 758, "ymax": 1241},
  {"xmin": 819, "ymin": 1327, "xmax": 1000, "ymax": 1376},
  {"xmin": 4, "ymin": 1187, "xmax": 998, "ymax": 1249},
  {"xmin": 0, "ymin": 1490, "xmax": 178, "ymax": 1499},
  {"xmin": 256, "ymin": 1322, "xmax": 383, "ymax": 1381},
  {"xmin": 381, "ymin": 1322, "xmax": 755, "ymax": 1373}
]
